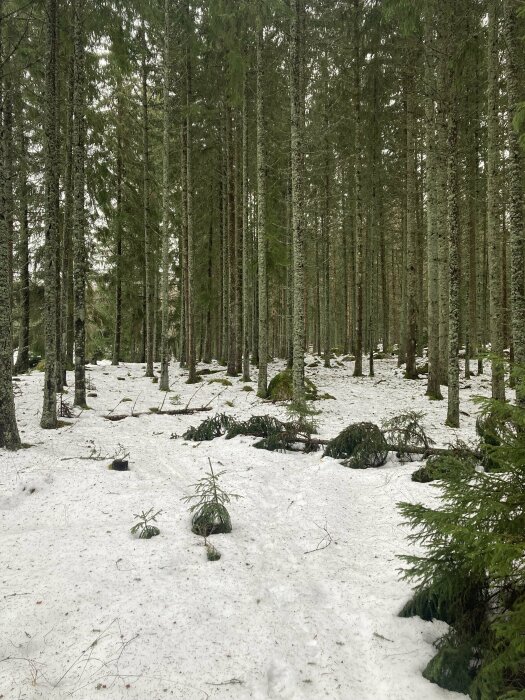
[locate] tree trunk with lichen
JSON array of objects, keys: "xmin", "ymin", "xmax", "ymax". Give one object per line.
[
  {"xmin": 487, "ymin": 0, "xmax": 506, "ymax": 402},
  {"xmin": 352, "ymin": 0, "xmax": 364, "ymax": 378},
  {"xmin": 72, "ymin": 0, "xmax": 87, "ymax": 409},
  {"xmin": 41, "ymin": 0, "xmax": 59, "ymax": 429},
  {"xmin": 0, "ymin": 0, "xmax": 20, "ymax": 449},
  {"xmin": 256, "ymin": 11, "xmax": 268, "ymax": 398},
  {"xmin": 160, "ymin": 0, "xmax": 171, "ymax": 392},
  {"xmin": 291, "ymin": 0, "xmax": 306, "ymax": 403},
  {"xmin": 503, "ymin": 0, "xmax": 525, "ymax": 406},
  {"xmin": 14, "ymin": 87, "xmax": 30, "ymax": 377}
]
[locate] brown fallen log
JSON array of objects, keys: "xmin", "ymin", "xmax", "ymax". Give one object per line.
[{"xmin": 104, "ymin": 406, "xmax": 213, "ymax": 422}]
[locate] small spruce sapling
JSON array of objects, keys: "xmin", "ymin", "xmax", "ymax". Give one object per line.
[
  {"xmin": 130, "ymin": 508, "xmax": 162, "ymax": 539},
  {"xmin": 183, "ymin": 459, "xmax": 241, "ymax": 536}
]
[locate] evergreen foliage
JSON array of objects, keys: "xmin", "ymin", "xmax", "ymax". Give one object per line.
[
  {"xmin": 183, "ymin": 460, "xmax": 240, "ymax": 537},
  {"xmin": 324, "ymin": 422, "xmax": 388, "ymax": 469},
  {"xmin": 398, "ymin": 398, "xmax": 525, "ymax": 698},
  {"xmin": 130, "ymin": 508, "xmax": 162, "ymax": 539},
  {"xmin": 183, "ymin": 412, "xmax": 319, "ymax": 453},
  {"xmin": 267, "ymin": 370, "xmax": 318, "ymax": 402},
  {"xmin": 383, "ymin": 411, "xmax": 434, "ymax": 461},
  {"xmin": 183, "ymin": 413, "xmax": 236, "ymax": 441}
]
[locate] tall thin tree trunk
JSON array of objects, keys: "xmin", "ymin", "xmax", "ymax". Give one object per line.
[
  {"xmin": 72, "ymin": 0, "xmax": 87, "ymax": 408},
  {"xmin": 352, "ymin": 0, "xmax": 364, "ymax": 378},
  {"xmin": 185, "ymin": 17, "xmax": 198, "ymax": 384},
  {"xmin": 487, "ymin": 0, "xmax": 506, "ymax": 401},
  {"xmin": 0, "ymin": 0, "xmax": 20, "ymax": 448},
  {"xmin": 227, "ymin": 111, "xmax": 237, "ymax": 376},
  {"xmin": 14, "ymin": 88, "xmax": 30, "ymax": 376},
  {"xmin": 256, "ymin": 10, "xmax": 268, "ymax": 398},
  {"xmin": 142, "ymin": 23, "xmax": 154, "ymax": 378},
  {"xmin": 41, "ymin": 0, "xmax": 59, "ymax": 429},
  {"xmin": 112, "ymin": 86, "xmax": 123, "ymax": 366},
  {"xmin": 242, "ymin": 75, "xmax": 251, "ymax": 382},
  {"xmin": 503, "ymin": 0, "xmax": 525, "ymax": 406},
  {"xmin": 404, "ymin": 60, "xmax": 418, "ymax": 380},
  {"xmin": 291, "ymin": 0, "xmax": 306, "ymax": 402},
  {"xmin": 446, "ymin": 69, "xmax": 460, "ymax": 427},
  {"xmin": 424, "ymin": 4, "xmax": 443, "ymax": 400},
  {"xmin": 63, "ymin": 51, "xmax": 75, "ymax": 375},
  {"xmin": 160, "ymin": 0, "xmax": 171, "ymax": 392}
]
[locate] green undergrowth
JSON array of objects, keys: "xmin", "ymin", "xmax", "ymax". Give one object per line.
[{"xmin": 399, "ymin": 397, "xmax": 525, "ymax": 699}]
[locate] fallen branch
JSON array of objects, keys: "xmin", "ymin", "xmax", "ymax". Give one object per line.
[
  {"xmin": 104, "ymin": 406, "xmax": 213, "ymax": 422},
  {"xmin": 291, "ymin": 436, "xmax": 481, "ymax": 459}
]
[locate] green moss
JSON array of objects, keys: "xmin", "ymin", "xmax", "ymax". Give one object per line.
[
  {"xmin": 412, "ymin": 454, "xmax": 476, "ymax": 483},
  {"xmin": 241, "ymin": 385, "xmax": 254, "ymax": 392},
  {"xmin": 208, "ymin": 377, "xmax": 233, "ymax": 386},
  {"xmin": 423, "ymin": 641, "xmax": 475, "ymax": 694},
  {"xmin": 35, "ymin": 359, "xmax": 46, "ymax": 372},
  {"xmin": 267, "ymin": 369, "xmax": 318, "ymax": 402}
]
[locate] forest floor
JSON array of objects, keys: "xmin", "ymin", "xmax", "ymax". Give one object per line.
[{"xmin": 0, "ymin": 356, "xmax": 492, "ymax": 700}]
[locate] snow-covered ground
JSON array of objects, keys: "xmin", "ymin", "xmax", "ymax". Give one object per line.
[{"xmin": 0, "ymin": 356, "xmax": 491, "ymax": 700}]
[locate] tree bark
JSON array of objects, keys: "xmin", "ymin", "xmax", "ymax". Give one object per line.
[
  {"xmin": 0, "ymin": 0, "xmax": 20, "ymax": 448},
  {"xmin": 160, "ymin": 0, "xmax": 172, "ymax": 392},
  {"xmin": 503, "ymin": 0, "xmax": 525, "ymax": 406},
  {"xmin": 13, "ymin": 86, "xmax": 30, "ymax": 376},
  {"xmin": 256, "ymin": 10, "xmax": 268, "ymax": 398},
  {"xmin": 142, "ymin": 22, "xmax": 154, "ymax": 378},
  {"xmin": 352, "ymin": 0, "xmax": 364, "ymax": 377},
  {"xmin": 291, "ymin": 0, "xmax": 306, "ymax": 402},
  {"xmin": 41, "ymin": 0, "xmax": 59, "ymax": 429},
  {"xmin": 72, "ymin": 0, "xmax": 87, "ymax": 409},
  {"xmin": 487, "ymin": 0, "xmax": 506, "ymax": 402}
]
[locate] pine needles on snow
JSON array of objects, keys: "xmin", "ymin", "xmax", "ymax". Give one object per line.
[{"xmin": 411, "ymin": 454, "xmax": 476, "ymax": 483}]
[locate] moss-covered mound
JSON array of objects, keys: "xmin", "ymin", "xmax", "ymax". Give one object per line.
[
  {"xmin": 191, "ymin": 503, "xmax": 232, "ymax": 537},
  {"xmin": 412, "ymin": 454, "xmax": 476, "ymax": 483},
  {"xmin": 267, "ymin": 370, "xmax": 318, "ymax": 402},
  {"xmin": 324, "ymin": 422, "xmax": 388, "ymax": 469},
  {"xmin": 423, "ymin": 640, "xmax": 476, "ymax": 694}
]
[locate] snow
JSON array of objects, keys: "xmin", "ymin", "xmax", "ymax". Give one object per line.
[{"xmin": 0, "ymin": 357, "xmax": 491, "ymax": 699}]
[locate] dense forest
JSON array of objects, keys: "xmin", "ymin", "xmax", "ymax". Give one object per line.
[
  {"xmin": 0, "ymin": 2, "xmax": 524, "ymax": 698},
  {"xmin": 0, "ymin": 0, "xmax": 523, "ymax": 445}
]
